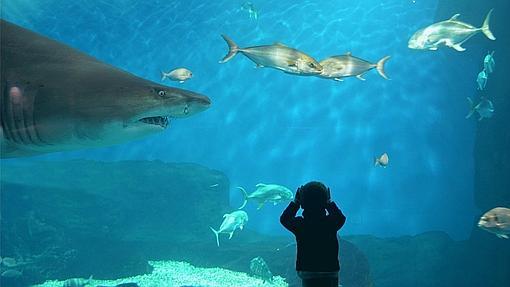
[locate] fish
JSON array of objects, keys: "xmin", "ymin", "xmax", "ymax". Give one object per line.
[
  {"xmin": 0, "ymin": 19, "xmax": 211, "ymax": 158},
  {"xmin": 408, "ymin": 9, "xmax": 495, "ymax": 51},
  {"xmin": 374, "ymin": 153, "xmax": 389, "ymax": 168},
  {"xmin": 209, "ymin": 183, "xmax": 219, "ymax": 188},
  {"xmin": 97, "ymin": 283, "xmax": 139, "ymax": 287},
  {"xmin": 483, "ymin": 51, "xmax": 495, "ymax": 73},
  {"xmin": 237, "ymin": 183, "xmax": 293, "ymax": 209},
  {"xmin": 466, "ymin": 97, "xmax": 494, "ymax": 121},
  {"xmin": 318, "ymin": 52, "xmax": 390, "ymax": 81},
  {"xmin": 249, "ymin": 256, "xmax": 273, "ymax": 283},
  {"xmin": 219, "ymin": 35, "xmax": 323, "ymax": 75},
  {"xmin": 241, "ymin": 2, "xmax": 258, "ymax": 20},
  {"xmin": 161, "ymin": 68, "xmax": 193, "ymax": 83},
  {"xmin": 478, "ymin": 207, "xmax": 510, "ymax": 239},
  {"xmin": 63, "ymin": 276, "xmax": 93, "ymax": 287},
  {"xmin": 1, "ymin": 269, "xmax": 22, "ymax": 278},
  {"xmin": 477, "ymin": 70, "xmax": 488, "ymax": 90},
  {"xmin": 0, "ymin": 257, "xmax": 18, "ymax": 267},
  {"xmin": 209, "ymin": 210, "xmax": 249, "ymax": 247}
]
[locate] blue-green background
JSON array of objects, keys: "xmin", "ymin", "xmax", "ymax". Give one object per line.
[{"xmin": 2, "ymin": 0, "xmax": 499, "ymax": 240}]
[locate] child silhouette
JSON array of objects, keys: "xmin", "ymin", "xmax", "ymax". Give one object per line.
[{"xmin": 280, "ymin": 181, "xmax": 346, "ymax": 287}]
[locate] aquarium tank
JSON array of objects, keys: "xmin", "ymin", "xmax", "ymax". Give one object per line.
[{"xmin": 1, "ymin": 0, "xmax": 509, "ymax": 286}]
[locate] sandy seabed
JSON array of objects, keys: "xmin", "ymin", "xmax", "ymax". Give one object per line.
[{"xmin": 33, "ymin": 260, "xmax": 288, "ymax": 287}]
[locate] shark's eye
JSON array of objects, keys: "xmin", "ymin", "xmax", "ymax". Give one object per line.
[{"xmin": 158, "ymin": 90, "xmax": 166, "ymax": 97}]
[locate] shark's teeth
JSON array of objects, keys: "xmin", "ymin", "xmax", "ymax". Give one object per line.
[{"xmin": 139, "ymin": 116, "xmax": 169, "ymax": 128}]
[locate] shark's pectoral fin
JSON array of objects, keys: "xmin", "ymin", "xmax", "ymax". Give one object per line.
[
  {"xmin": 497, "ymin": 234, "xmax": 509, "ymax": 239},
  {"xmin": 257, "ymin": 202, "xmax": 265, "ymax": 209},
  {"xmin": 356, "ymin": 75, "xmax": 366, "ymax": 81},
  {"xmin": 334, "ymin": 78, "xmax": 343, "ymax": 82},
  {"xmin": 229, "ymin": 232, "xmax": 234, "ymax": 239}
]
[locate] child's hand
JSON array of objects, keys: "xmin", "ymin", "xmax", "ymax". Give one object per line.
[{"xmin": 293, "ymin": 186, "xmax": 302, "ymax": 206}]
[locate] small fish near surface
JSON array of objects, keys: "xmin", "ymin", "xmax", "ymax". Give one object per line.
[
  {"xmin": 466, "ymin": 97, "xmax": 494, "ymax": 121},
  {"xmin": 408, "ymin": 9, "xmax": 495, "ymax": 51},
  {"xmin": 249, "ymin": 256, "xmax": 274, "ymax": 283},
  {"xmin": 241, "ymin": 1, "xmax": 258, "ymax": 20},
  {"xmin": 483, "ymin": 51, "xmax": 495, "ymax": 74},
  {"xmin": 478, "ymin": 207, "xmax": 510, "ymax": 239},
  {"xmin": 219, "ymin": 35, "xmax": 323, "ymax": 75},
  {"xmin": 161, "ymin": 68, "xmax": 193, "ymax": 83},
  {"xmin": 477, "ymin": 70, "xmax": 488, "ymax": 90},
  {"xmin": 63, "ymin": 275, "xmax": 93, "ymax": 287},
  {"xmin": 318, "ymin": 52, "xmax": 390, "ymax": 81},
  {"xmin": 374, "ymin": 153, "xmax": 389, "ymax": 168},
  {"xmin": 237, "ymin": 183, "xmax": 293, "ymax": 209},
  {"xmin": 210, "ymin": 210, "xmax": 249, "ymax": 247}
]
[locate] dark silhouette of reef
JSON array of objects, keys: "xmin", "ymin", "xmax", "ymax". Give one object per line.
[{"xmin": 0, "ymin": 160, "xmax": 372, "ymax": 287}]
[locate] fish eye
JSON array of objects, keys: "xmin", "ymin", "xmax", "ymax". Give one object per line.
[
  {"xmin": 158, "ymin": 90, "xmax": 166, "ymax": 97},
  {"xmin": 184, "ymin": 105, "xmax": 189, "ymax": 115},
  {"xmin": 308, "ymin": 63, "xmax": 316, "ymax": 68}
]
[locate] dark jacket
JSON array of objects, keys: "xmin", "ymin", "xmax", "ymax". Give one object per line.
[{"xmin": 280, "ymin": 201, "xmax": 346, "ymax": 272}]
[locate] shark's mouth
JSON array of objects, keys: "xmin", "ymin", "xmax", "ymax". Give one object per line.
[{"xmin": 139, "ymin": 116, "xmax": 169, "ymax": 128}]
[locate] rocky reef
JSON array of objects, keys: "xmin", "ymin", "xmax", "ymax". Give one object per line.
[{"xmin": 0, "ymin": 160, "xmax": 372, "ymax": 287}]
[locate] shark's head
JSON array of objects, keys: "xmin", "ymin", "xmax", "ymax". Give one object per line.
[{"xmin": 108, "ymin": 82, "xmax": 211, "ymax": 139}]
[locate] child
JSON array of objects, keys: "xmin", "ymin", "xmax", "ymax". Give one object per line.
[{"xmin": 280, "ymin": 181, "xmax": 346, "ymax": 287}]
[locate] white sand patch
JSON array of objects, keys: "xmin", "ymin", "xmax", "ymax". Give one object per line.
[{"xmin": 33, "ymin": 260, "xmax": 288, "ymax": 287}]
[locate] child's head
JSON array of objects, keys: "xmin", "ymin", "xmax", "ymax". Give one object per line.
[{"xmin": 300, "ymin": 181, "xmax": 329, "ymax": 212}]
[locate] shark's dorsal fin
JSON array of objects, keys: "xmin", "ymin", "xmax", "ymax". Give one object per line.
[
  {"xmin": 274, "ymin": 42, "xmax": 287, "ymax": 47},
  {"xmin": 346, "ymin": 52, "xmax": 352, "ymax": 56},
  {"xmin": 256, "ymin": 183, "xmax": 267, "ymax": 187},
  {"xmin": 449, "ymin": 14, "xmax": 461, "ymax": 21}
]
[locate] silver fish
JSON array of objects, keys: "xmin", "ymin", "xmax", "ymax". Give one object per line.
[
  {"xmin": 466, "ymin": 97, "xmax": 494, "ymax": 121},
  {"xmin": 63, "ymin": 276, "xmax": 93, "ymax": 287},
  {"xmin": 249, "ymin": 256, "xmax": 273, "ymax": 283},
  {"xmin": 483, "ymin": 51, "xmax": 495, "ymax": 73},
  {"xmin": 477, "ymin": 70, "xmax": 488, "ymax": 90},
  {"xmin": 478, "ymin": 207, "xmax": 510, "ymax": 239},
  {"xmin": 0, "ymin": 257, "xmax": 17, "ymax": 267},
  {"xmin": 209, "ymin": 210, "xmax": 248, "ymax": 247},
  {"xmin": 237, "ymin": 183, "xmax": 293, "ymax": 209},
  {"xmin": 219, "ymin": 35, "xmax": 323, "ymax": 75},
  {"xmin": 1, "ymin": 269, "xmax": 22, "ymax": 278},
  {"xmin": 374, "ymin": 153, "xmax": 389, "ymax": 168},
  {"xmin": 318, "ymin": 52, "xmax": 390, "ymax": 81},
  {"xmin": 408, "ymin": 9, "xmax": 495, "ymax": 51},
  {"xmin": 161, "ymin": 68, "xmax": 193, "ymax": 83},
  {"xmin": 241, "ymin": 2, "xmax": 258, "ymax": 20}
]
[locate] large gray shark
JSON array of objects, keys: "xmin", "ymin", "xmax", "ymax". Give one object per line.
[{"xmin": 0, "ymin": 20, "xmax": 211, "ymax": 158}]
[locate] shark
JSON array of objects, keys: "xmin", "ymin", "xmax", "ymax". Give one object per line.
[{"xmin": 0, "ymin": 19, "xmax": 211, "ymax": 158}]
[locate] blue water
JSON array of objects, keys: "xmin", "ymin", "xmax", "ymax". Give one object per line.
[{"xmin": 3, "ymin": 0, "xmax": 493, "ymax": 241}]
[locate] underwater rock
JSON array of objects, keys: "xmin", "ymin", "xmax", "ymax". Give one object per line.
[{"xmin": 1, "ymin": 160, "xmax": 230, "ymax": 285}]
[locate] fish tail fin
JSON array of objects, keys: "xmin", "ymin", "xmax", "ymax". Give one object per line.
[
  {"xmin": 219, "ymin": 34, "xmax": 239, "ymax": 63},
  {"xmin": 237, "ymin": 186, "xmax": 248, "ymax": 209},
  {"xmin": 210, "ymin": 226, "xmax": 220, "ymax": 247},
  {"xmin": 161, "ymin": 71, "xmax": 168, "ymax": 81},
  {"xmin": 465, "ymin": 97, "xmax": 475, "ymax": 119},
  {"xmin": 481, "ymin": 9, "xmax": 496, "ymax": 40},
  {"xmin": 376, "ymin": 56, "xmax": 391, "ymax": 80},
  {"xmin": 374, "ymin": 157, "xmax": 380, "ymax": 167}
]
